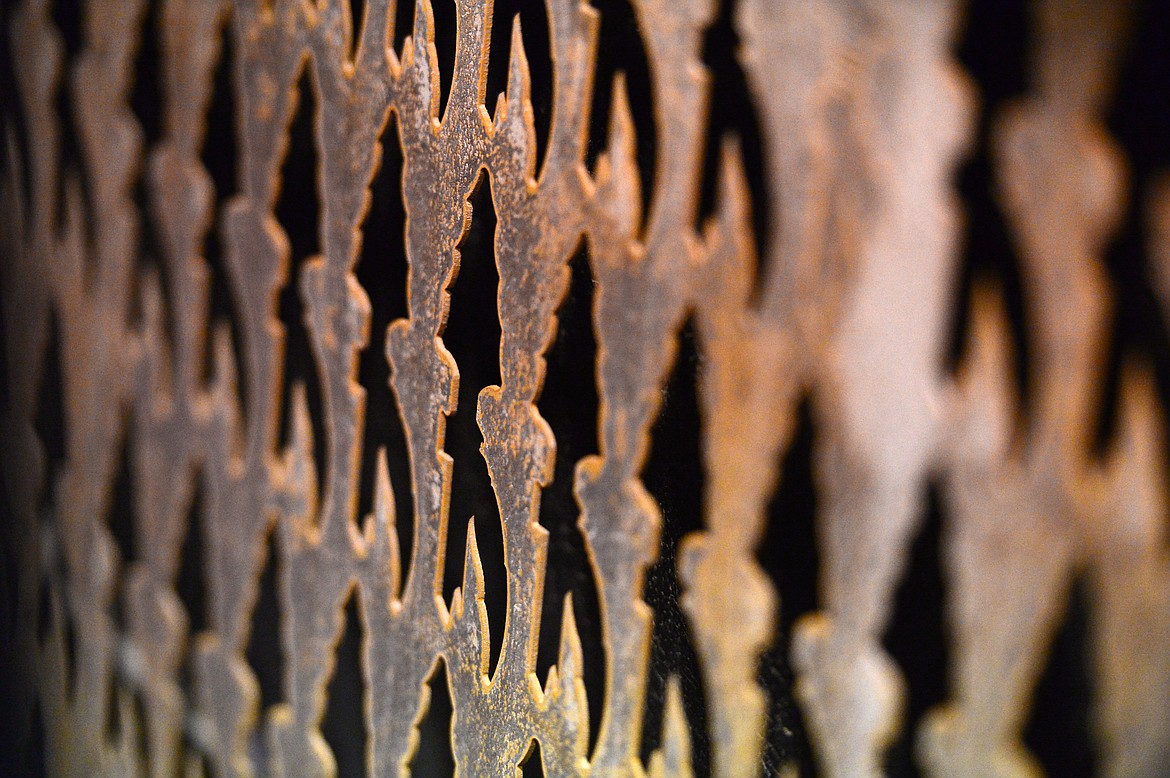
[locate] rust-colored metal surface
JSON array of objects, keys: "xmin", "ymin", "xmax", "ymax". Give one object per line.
[{"xmin": 2, "ymin": 0, "xmax": 1168, "ymax": 776}]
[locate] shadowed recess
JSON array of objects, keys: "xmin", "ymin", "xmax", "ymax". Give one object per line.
[
  {"xmin": 34, "ymin": 313, "xmax": 66, "ymax": 513},
  {"xmin": 639, "ymin": 322, "xmax": 711, "ymax": 775},
  {"xmin": 519, "ymin": 738, "xmax": 544, "ymax": 777},
  {"xmin": 355, "ymin": 111, "xmax": 413, "ymax": 582},
  {"xmin": 1023, "ymin": 580, "xmax": 1098, "ymax": 778},
  {"xmin": 948, "ymin": 0, "xmax": 1032, "ymax": 410},
  {"xmin": 246, "ymin": 528, "xmax": 286, "ymax": 712},
  {"xmin": 432, "ymin": 0, "xmax": 457, "ymax": 123},
  {"xmin": 0, "ymin": 52, "xmax": 24, "ymax": 769},
  {"xmin": 129, "ymin": 0, "xmax": 166, "ymax": 338},
  {"xmin": 348, "ymin": 0, "xmax": 367, "ymax": 62},
  {"xmin": 1096, "ymin": 0, "xmax": 1170, "ymax": 460},
  {"xmin": 131, "ymin": 225, "xmax": 170, "ymax": 380},
  {"xmin": 104, "ymin": 683, "xmax": 148, "ymax": 753},
  {"xmin": 50, "ymin": 0, "xmax": 83, "ymax": 58},
  {"xmin": 534, "ymin": 243, "xmax": 604, "ymax": 752},
  {"xmin": 41, "ymin": 0, "xmax": 87, "ymax": 242},
  {"xmin": 757, "ymin": 397, "xmax": 818, "ymax": 776},
  {"xmin": 1107, "ymin": 0, "xmax": 1170, "ymax": 174},
  {"xmin": 322, "ymin": 591, "xmax": 370, "ymax": 778},
  {"xmin": 390, "ymin": 0, "xmax": 417, "ymax": 61},
  {"xmin": 131, "ymin": 173, "xmax": 169, "ymax": 340},
  {"xmin": 63, "ymin": 584, "xmax": 78, "ymax": 699},
  {"xmin": 33, "ymin": 551, "xmax": 79, "ymax": 701},
  {"xmin": 176, "ymin": 479, "xmax": 208, "ymax": 710},
  {"xmin": 176, "ymin": 480, "xmax": 209, "ymax": 638},
  {"xmin": 104, "ymin": 686, "xmax": 151, "ymax": 767},
  {"xmin": 129, "ymin": 0, "xmax": 162, "ymax": 151},
  {"xmin": 410, "ymin": 659, "xmax": 456, "ymax": 777},
  {"xmin": 0, "ymin": 0, "xmax": 33, "ymax": 214},
  {"xmin": 0, "ymin": 479, "xmax": 17, "ymax": 688},
  {"xmin": 35, "ymin": 578, "xmax": 52, "ymax": 654},
  {"xmin": 484, "ymin": 0, "xmax": 553, "ymax": 178},
  {"xmin": 200, "ymin": 22, "xmax": 247, "ymax": 414},
  {"xmin": 103, "ymin": 670, "xmax": 122, "ymax": 748},
  {"xmin": 585, "ymin": 0, "xmax": 655, "ymax": 224},
  {"xmin": 0, "ymin": 128, "xmax": 31, "ymax": 239},
  {"xmin": 1094, "ymin": 232, "xmax": 1170, "ymax": 459},
  {"xmin": 441, "ymin": 170, "xmax": 506, "ymax": 678},
  {"xmin": 273, "ymin": 66, "xmax": 319, "ymax": 252},
  {"xmin": 275, "ymin": 69, "xmax": 328, "ymax": 503},
  {"xmin": 52, "ymin": 21, "xmax": 94, "ymax": 246},
  {"xmin": 696, "ymin": 0, "xmax": 771, "ymax": 292},
  {"xmin": 881, "ymin": 483, "xmax": 949, "ymax": 778},
  {"xmin": 131, "ymin": 202, "xmax": 172, "ymax": 372},
  {"xmin": 107, "ymin": 440, "xmax": 137, "ymax": 595}
]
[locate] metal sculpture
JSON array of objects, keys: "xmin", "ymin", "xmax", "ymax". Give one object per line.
[{"xmin": 2, "ymin": 0, "xmax": 1167, "ymax": 775}]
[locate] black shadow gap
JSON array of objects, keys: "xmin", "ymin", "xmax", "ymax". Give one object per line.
[
  {"xmin": 948, "ymin": 0, "xmax": 1032, "ymax": 411},
  {"xmin": 484, "ymin": 0, "xmax": 553, "ymax": 178},
  {"xmin": 1022, "ymin": 580, "xmax": 1098, "ymax": 778},
  {"xmin": 534, "ymin": 243, "xmax": 604, "ymax": 753},
  {"xmin": 355, "ymin": 111, "xmax": 414, "ymax": 586},
  {"xmin": 431, "ymin": 0, "xmax": 457, "ymax": 123},
  {"xmin": 520, "ymin": 738, "xmax": 544, "ymax": 776},
  {"xmin": 246, "ymin": 528, "xmax": 286, "ymax": 713},
  {"xmin": 411, "ymin": 660, "xmax": 456, "ymax": 777},
  {"xmin": 881, "ymin": 483, "xmax": 949, "ymax": 778},
  {"xmin": 585, "ymin": 0, "xmax": 655, "ymax": 224},
  {"xmin": 1096, "ymin": 0, "xmax": 1170, "ymax": 462},
  {"xmin": 696, "ymin": 0, "xmax": 771, "ymax": 293},
  {"xmin": 321, "ymin": 591, "xmax": 369, "ymax": 778},
  {"xmin": 441, "ymin": 171, "xmax": 506, "ymax": 678},
  {"xmin": 757, "ymin": 397, "xmax": 818, "ymax": 777},
  {"xmin": 274, "ymin": 70, "xmax": 328, "ymax": 505},
  {"xmin": 639, "ymin": 321, "xmax": 711, "ymax": 776},
  {"xmin": 200, "ymin": 22, "xmax": 248, "ymax": 416},
  {"xmin": 348, "ymin": 0, "xmax": 367, "ymax": 64}
]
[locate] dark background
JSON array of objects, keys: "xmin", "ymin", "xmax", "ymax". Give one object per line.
[{"xmin": 2, "ymin": 0, "xmax": 1169, "ymax": 775}]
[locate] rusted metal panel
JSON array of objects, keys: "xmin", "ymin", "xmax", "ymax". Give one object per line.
[{"xmin": 2, "ymin": 0, "xmax": 1167, "ymax": 776}]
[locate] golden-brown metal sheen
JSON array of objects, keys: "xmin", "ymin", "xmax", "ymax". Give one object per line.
[{"xmin": 2, "ymin": 0, "xmax": 1169, "ymax": 776}]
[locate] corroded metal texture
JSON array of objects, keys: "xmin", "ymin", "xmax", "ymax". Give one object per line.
[{"xmin": 2, "ymin": 0, "xmax": 1168, "ymax": 776}]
